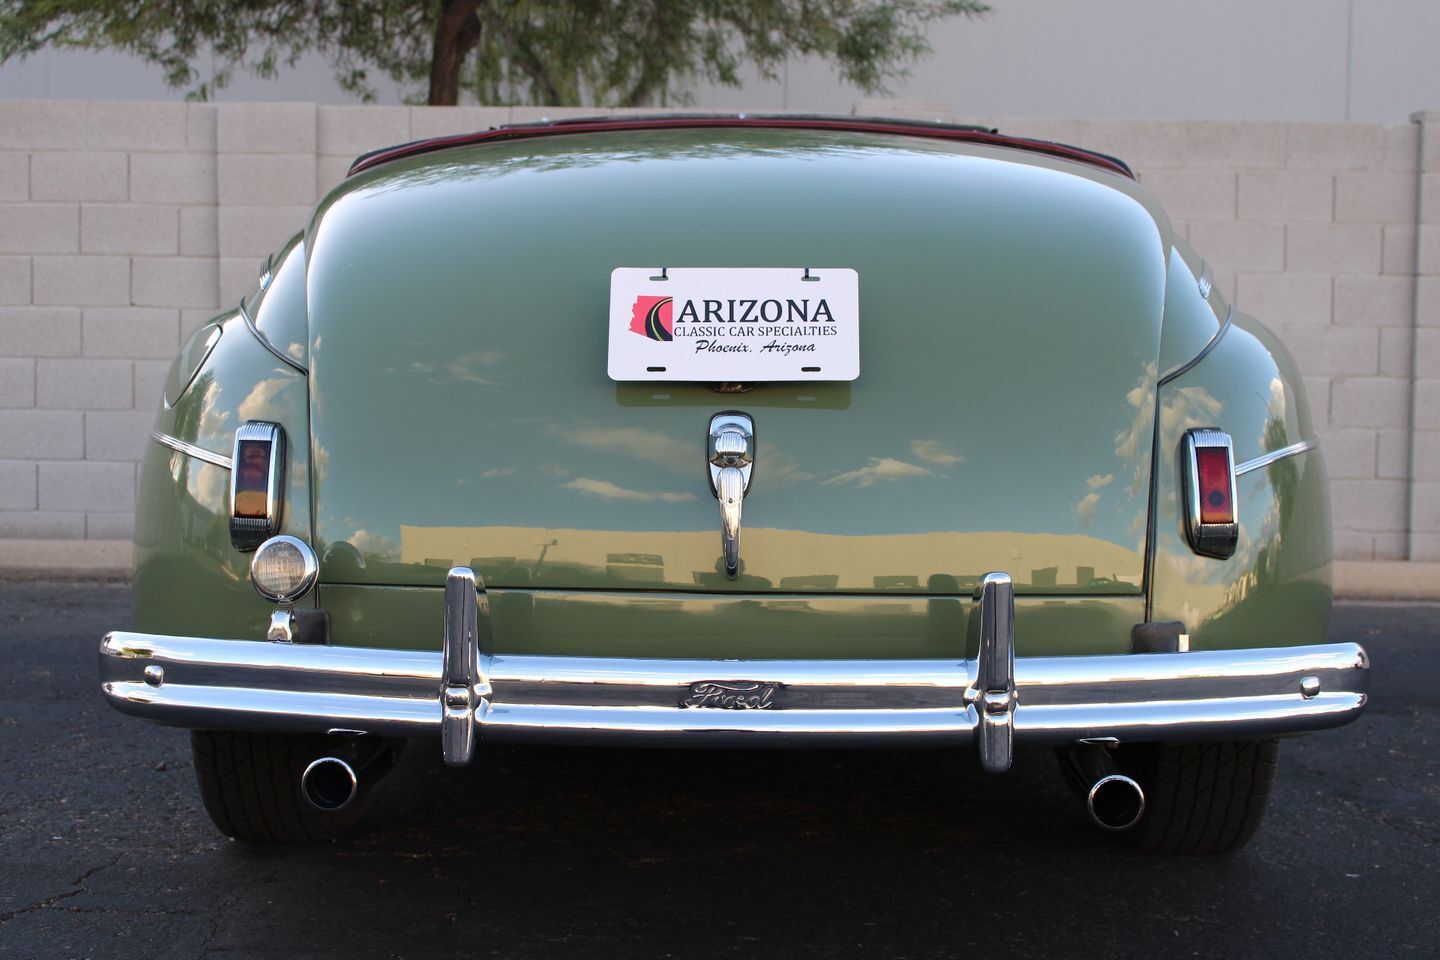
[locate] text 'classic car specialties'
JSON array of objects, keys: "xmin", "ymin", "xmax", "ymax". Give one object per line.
[{"xmin": 100, "ymin": 115, "xmax": 1367, "ymax": 852}]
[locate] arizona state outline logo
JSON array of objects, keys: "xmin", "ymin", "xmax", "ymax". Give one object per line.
[{"xmin": 629, "ymin": 295, "xmax": 673, "ymax": 341}]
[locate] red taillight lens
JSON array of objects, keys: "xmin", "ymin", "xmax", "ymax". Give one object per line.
[
  {"xmin": 233, "ymin": 439, "xmax": 272, "ymax": 517},
  {"xmin": 1195, "ymin": 447, "xmax": 1234, "ymax": 524},
  {"xmin": 230, "ymin": 422, "xmax": 285, "ymax": 551}
]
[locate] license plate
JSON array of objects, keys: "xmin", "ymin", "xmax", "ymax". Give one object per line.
[{"xmin": 607, "ymin": 267, "xmax": 860, "ymax": 381}]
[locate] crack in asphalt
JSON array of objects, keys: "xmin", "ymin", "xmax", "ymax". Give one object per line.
[{"xmin": 0, "ymin": 852, "xmax": 122, "ymax": 926}]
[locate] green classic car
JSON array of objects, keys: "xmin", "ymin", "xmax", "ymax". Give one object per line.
[{"xmin": 99, "ymin": 115, "xmax": 1368, "ymax": 851}]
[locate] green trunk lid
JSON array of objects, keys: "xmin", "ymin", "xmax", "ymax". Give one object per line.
[{"xmin": 307, "ymin": 129, "xmax": 1167, "ymax": 596}]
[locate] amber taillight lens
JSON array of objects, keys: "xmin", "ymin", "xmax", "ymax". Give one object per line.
[
  {"xmin": 230, "ymin": 422, "xmax": 285, "ymax": 551},
  {"xmin": 1195, "ymin": 446, "xmax": 1234, "ymax": 524}
]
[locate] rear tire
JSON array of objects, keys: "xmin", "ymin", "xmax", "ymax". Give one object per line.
[
  {"xmin": 190, "ymin": 730, "xmax": 367, "ymax": 842},
  {"xmin": 1123, "ymin": 738, "xmax": 1280, "ymax": 854}
]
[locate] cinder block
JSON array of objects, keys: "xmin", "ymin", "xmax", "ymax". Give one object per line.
[
  {"xmin": 39, "ymin": 460, "xmax": 135, "ymax": 511},
  {"xmin": 128, "ymin": 152, "xmax": 216, "ymax": 204},
  {"xmin": 131, "ymin": 257, "xmax": 218, "ymax": 309},
  {"xmin": 1285, "ymin": 123, "xmax": 1385, "ymax": 171},
  {"xmin": 507, "ymin": 106, "xmax": 597, "ymax": 125},
  {"xmin": 1423, "ymin": 172, "xmax": 1440, "ymax": 222},
  {"xmin": 318, "ymin": 106, "xmax": 410, "ymax": 156},
  {"xmin": 1383, "ymin": 225, "xmax": 1416, "ymax": 275},
  {"xmin": 0, "ymin": 410, "xmax": 84, "ymax": 458},
  {"xmin": 316, "ymin": 156, "xmax": 352, "ymax": 199},
  {"xmin": 1303, "ymin": 376, "xmax": 1331, "ymax": 429},
  {"xmin": 36, "ymin": 358, "xmax": 133, "ymax": 410},
  {"xmin": 1180, "ymin": 122, "xmax": 1286, "ymax": 170},
  {"xmin": 851, "ymin": 99, "xmax": 956, "ymax": 122},
  {"xmin": 133, "ymin": 360, "xmax": 169, "ymax": 408},
  {"xmin": 1380, "ymin": 327, "xmax": 1412, "ymax": 378},
  {"xmin": 1285, "ymin": 223, "xmax": 1383, "ymax": 275},
  {"xmin": 1331, "ymin": 529, "xmax": 1374, "ymax": 560},
  {"xmin": 220, "ymin": 257, "xmax": 260, "ymax": 306},
  {"xmin": 30, "ymin": 152, "xmax": 127, "ymax": 202},
  {"xmin": 217, "ymin": 206, "xmax": 310, "ymax": 258},
  {"xmin": 1234, "ymin": 273, "xmax": 1331, "ymax": 326},
  {"xmin": 1412, "ymin": 482, "xmax": 1440, "ymax": 532},
  {"xmin": 181, "ymin": 308, "xmax": 221, "ymax": 338},
  {"xmin": 84, "ymin": 102, "xmax": 188, "ymax": 151},
  {"xmin": 0, "ymin": 257, "xmax": 29, "ymax": 305},
  {"xmin": 1187, "ymin": 221, "xmax": 1285, "ymax": 274},
  {"xmin": 0, "ymin": 306, "xmax": 80, "ymax": 357},
  {"xmin": 1412, "ymin": 533, "xmax": 1440, "ymax": 561},
  {"xmin": 187, "ymin": 104, "xmax": 218, "ymax": 152},
  {"xmin": 180, "ymin": 206, "xmax": 218, "ymax": 256},
  {"xmin": 1329, "ymin": 478, "xmax": 1407, "ymax": 532},
  {"xmin": 1316, "ymin": 427, "xmax": 1376, "ymax": 478},
  {"xmin": 0, "ymin": 460, "xmax": 37, "ymax": 509},
  {"xmin": 408, "ymin": 106, "xmax": 512, "ymax": 140},
  {"xmin": 0, "ymin": 101, "xmax": 88, "ymax": 150},
  {"xmin": 217, "ymin": 102, "xmax": 316, "ymax": 155},
  {"xmin": 32, "ymin": 256, "xmax": 130, "ymax": 306},
  {"xmin": 1418, "ymin": 379, "xmax": 1440, "ymax": 430},
  {"xmin": 1271, "ymin": 324, "xmax": 1376, "ymax": 377},
  {"xmin": 1421, "ymin": 278, "xmax": 1440, "ymax": 327},
  {"xmin": 1372, "ymin": 531, "xmax": 1409, "ymax": 562},
  {"xmin": 218, "ymin": 153, "xmax": 315, "ymax": 207},
  {"xmin": 0, "ymin": 204, "xmax": 78, "ymax": 254},
  {"xmin": 1237, "ymin": 171, "xmax": 1333, "ymax": 222},
  {"xmin": 86, "ymin": 512, "xmax": 134, "ymax": 539},
  {"xmin": 1420, "ymin": 224, "xmax": 1440, "ymax": 276},
  {"xmin": 1331, "ymin": 377, "xmax": 1411, "ymax": 428},
  {"xmin": 1335, "ymin": 172, "xmax": 1417, "ymax": 224},
  {"xmin": 1333, "ymin": 276, "xmax": 1414, "ymax": 326},
  {"xmin": 1077, "ymin": 121, "xmax": 1188, "ymax": 169},
  {"xmin": 1381, "ymin": 124, "xmax": 1420, "ymax": 172},
  {"xmin": 1137, "ymin": 169, "xmax": 1234, "ymax": 221},
  {"xmin": 1376, "ymin": 428, "xmax": 1411, "ymax": 480},
  {"xmin": 81, "ymin": 308, "xmax": 180, "ymax": 359},
  {"xmin": 0, "ymin": 359, "xmax": 33, "ymax": 407},
  {"xmin": 0, "ymin": 511, "xmax": 84, "ymax": 539},
  {"xmin": 0, "ymin": 152, "xmax": 27, "ymax": 201},
  {"xmin": 81, "ymin": 204, "xmax": 178, "ymax": 255},
  {"xmin": 1418, "ymin": 327, "xmax": 1440, "ymax": 376},
  {"xmin": 84, "ymin": 410, "xmax": 154, "ymax": 461},
  {"xmin": 1409, "ymin": 430, "xmax": 1440, "ymax": 481}
]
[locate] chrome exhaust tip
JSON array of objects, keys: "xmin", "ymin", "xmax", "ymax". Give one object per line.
[
  {"xmin": 1087, "ymin": 774, "xmax": 1146, "ymax": 832},
  {"xmin": 301, "ymin": 756, "xmax": 359, "ymax": 812}
]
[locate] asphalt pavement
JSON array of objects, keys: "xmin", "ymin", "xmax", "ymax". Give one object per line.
[{"xmin": 0, "ymin": 580, "xmax": 1435, "ymax": 960}]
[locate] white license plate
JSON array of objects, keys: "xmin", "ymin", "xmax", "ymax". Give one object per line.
[{"xmin": 607, "ymin": 267, "xmax": 860, "ymax": 381}]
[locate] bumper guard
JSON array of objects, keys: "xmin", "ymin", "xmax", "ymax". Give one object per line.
[{"xmin": 99, "ymin": 568, "xmax": 1369, "ymax": 772}]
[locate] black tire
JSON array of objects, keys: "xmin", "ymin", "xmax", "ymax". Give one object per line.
[
  {"xmin": 190, "ymin": 730, "xmax": 367, "ymax": 842},
  {"xmin": 1123, "ymin": 738, "xmax": 1281, "ymax": 854}
]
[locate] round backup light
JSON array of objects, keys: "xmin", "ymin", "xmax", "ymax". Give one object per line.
[{"xmin": 249, "ymin": 535, "xmax": 318, "ymax": 603}]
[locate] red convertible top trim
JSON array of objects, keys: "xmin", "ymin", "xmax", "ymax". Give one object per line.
[{"xmin": 347, "ymin": 114, "xmax": 1135, "ymax": 179}]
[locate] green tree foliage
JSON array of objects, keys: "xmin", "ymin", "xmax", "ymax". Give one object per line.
[{"xmin": 0, "ymin": 1, "xmax": 989, "ymax": 107}]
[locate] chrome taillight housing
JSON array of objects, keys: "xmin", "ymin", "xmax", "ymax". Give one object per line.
[
  {"xmin": 1182, "ymin": 428, "xmax": 1238, "ymax": 560},
  {"xmin": 230, "ymin": 421, "xmax": 285, "ymax": 551}
]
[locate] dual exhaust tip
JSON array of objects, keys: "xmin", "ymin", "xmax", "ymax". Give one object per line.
[
  {"xmin": 301, "ymin": 756, "xmax": 360, "ymax": 811},
  {"xmin": 1086, "ymin": 774, "xmax": 1146, "ymax": 832},
  {"xmin": 303, "ymin": 744, "xmax": 1146, "ymax": 829}
]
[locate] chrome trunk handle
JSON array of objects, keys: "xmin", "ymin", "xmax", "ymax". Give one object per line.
[{"xmin": 707, "ymin": 412, "xmax": 754, "ymax": 579}]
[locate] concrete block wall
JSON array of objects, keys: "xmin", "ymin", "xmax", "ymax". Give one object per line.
[{"xmin": 0, "ymin": 101, "xmax": 1437, "ymax": 561}]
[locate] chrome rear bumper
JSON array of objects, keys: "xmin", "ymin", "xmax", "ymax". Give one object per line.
[{"xmin": 99, "ymin": 570, "xmax": 1369, "ymax": 768}]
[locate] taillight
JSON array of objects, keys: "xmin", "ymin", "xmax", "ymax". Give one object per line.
[
  {"xmin": 1182, "ymin": 429, "xmax": 1238, "ymax": 559},
  {"xmin": 230, "ymin": 422, "xmax": 285, "ymax": 551}
]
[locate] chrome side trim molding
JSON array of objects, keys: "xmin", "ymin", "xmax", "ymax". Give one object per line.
[
  {"xmin": 1158, "ymin": 305, "xmax": 1234, "ymax": 386},
  {"xmin": 99, "ymin": 632, "xmax": 1369, "ymax": 748},
  {"xmin": 1234, "ymin": 438, "xmax": 1320, "ymax": 476},
  {"xmin": 238, "ymin": 301, "xmax": 308, "ymax": 374},
  {"xmin": 150, "ymin": 431, "xmax": 232, "ymax": 470}
]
